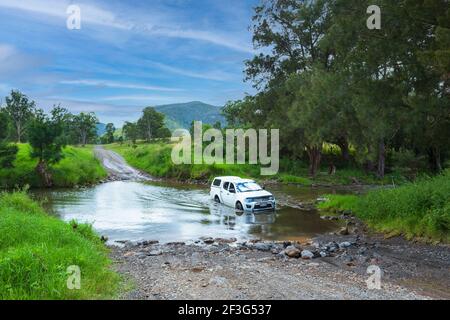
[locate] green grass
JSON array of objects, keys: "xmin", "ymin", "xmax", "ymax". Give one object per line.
[
  {"xmin": 0, "ymin": 192, "xmax": 120, "ymax": 299},
  {"xmin": 108, "ymin": 142, "xmax": 413, "ymax": 186},
  {"xmin": 318, "ymin": 170, "xmax": 450, "ymax": 242},
  {"xmin": 0, "ymin": 144, "xmax": 107, "ymax": 188},
  {"xmin": 107, "ymin": 142, "xmax": 262, "ymax": 181}
]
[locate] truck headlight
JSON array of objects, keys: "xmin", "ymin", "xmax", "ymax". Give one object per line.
[
  {"xmin": 245, "ymin": 198, "xmax": 254, "ymax": 203},
  {"xmin": 268, "ymin": 196, "xmax": 274, "ymax": 201}
]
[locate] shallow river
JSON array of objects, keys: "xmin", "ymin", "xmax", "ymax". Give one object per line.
[{"xmin": 32, "ymin": 180, "xmax": 350, "ymax": 244}]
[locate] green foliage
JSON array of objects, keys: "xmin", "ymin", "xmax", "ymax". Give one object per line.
[
  {"xmin": 102, "ymin": 123, "xmax": 116, "ymax": 144},
  {"xmin": 137, "ymin": 107, "xmax": 167, "ymax": 141},
  {"xmin": 72, "ymin": 112, "xmax": 98, "ymax": 146},
  {"xmin": 51, "ymin": 146, "xmax": 108, "ymax": 187},
  {"xmin": 4, "ymin": 90, "xmax": 36, "ymax": 143},
  {"xmin": 0, "ymin": 192, "xmax": 119, "ymax": 299},
  {"xmin": 278, "ymin": 174, "xmax": 312, "ymax": 186},
  {"xmin": 0, "ymin": 144, "xmax": 107, "ymax": 188},
  {"xmin": 28, "ymin": 114, "xmax": 65, "ymax": 164},
  {"xmin": 228, "ymin": 0, "xmax": 450, "ymax": 178},
  {"xmin": 122, "ymin": 122, "xmax": 139, "ymax": 144},
  {"xmin": 319, "ymin": 171, "xmax": 450, "ymax": 242}
]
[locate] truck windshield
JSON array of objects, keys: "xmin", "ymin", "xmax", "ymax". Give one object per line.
[{"xmin": 236, "ymin": 182, "xmax": 262, "ymax": 193}]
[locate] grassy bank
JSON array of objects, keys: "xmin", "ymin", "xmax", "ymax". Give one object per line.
[
  {"xmin": 107, "ymin": 142, "xmax": 409, "ymax": 186},
  {"xmin": 107, "ymin": 142, "xmax": 263, "ymax": 181},
  {"xmin": 0, "ymin": 144, "xmax": 107, "ymax": 188},
  {"xmin": 0, "ymin": 192, "xmax": 119, "ymax": 299},
  {"xmin": 319, "ymin": 171, "xmax": 450, "ymax": 242}
]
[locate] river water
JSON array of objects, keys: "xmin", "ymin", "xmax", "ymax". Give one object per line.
[{"xmin": 31, "ymin": 180, "xmax": 352, "ymax": 244}]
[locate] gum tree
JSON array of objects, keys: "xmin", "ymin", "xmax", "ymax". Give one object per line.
[{"xmin": 4, "ymin": 90, "xmax": 35, "ymax": 143}]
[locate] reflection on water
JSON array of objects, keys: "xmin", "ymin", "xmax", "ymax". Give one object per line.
[{"xmin": 31, "ymin": 181, "xmax": 342, "ymax": 243}]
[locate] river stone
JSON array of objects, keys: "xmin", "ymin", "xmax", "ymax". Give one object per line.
[
  {"xmin": 320, "ymin": 251, "xmax": 328, "ymax": 258},
  {"xmin": 209, "ymin": 276, "xmax": 228, "ymax": 287},
  {"xmin": 148, "ymin": 250, "xmax": 162, "ymax": 256},
  {"xmin": 301, "ymin": 250, "xmax": 314, "ymax": 260},
  {"xmin": 284, "ymin": 246, "xmax": 301, "ymax": 258},
  {"xmin": 339, "ymin": 242, "xmax": 352, "ymax": 249},
  {"xmin": 201, "ymin": 237, "xmax": 215, "ymax": 244},
  {"xmin": 338, "ymin": 227, "xmax": 350, "ymax": 236},
  {"xmin": 254, "ymin": 243, "xmax": 272, "ymax": 251}
]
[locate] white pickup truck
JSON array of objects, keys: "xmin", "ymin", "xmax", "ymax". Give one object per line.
[{"xmin": 210, "ymin": 176, "xmax": 276, "ymax": 212}]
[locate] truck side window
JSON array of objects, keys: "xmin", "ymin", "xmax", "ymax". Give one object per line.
[
  {"xmin": 223, "ymin": 182, "xmax": 229, "ymax": 190},
  {"xmin": 229, "ymin": 183, "xmax": 236, "ymax": 193},
  {"xmin": 213, "ymin": 179, "xmax": 221, "ymax": 187}
]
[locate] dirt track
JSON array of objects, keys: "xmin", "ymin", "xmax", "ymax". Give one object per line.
[{"xmin": 94, "ymin": 146, "xmax": 150, "ymax": 181}]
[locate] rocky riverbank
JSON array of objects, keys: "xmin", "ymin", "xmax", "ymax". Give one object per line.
[{"xmin": 111, "ymin": 230, "xmax": 450, "ymax": 300}]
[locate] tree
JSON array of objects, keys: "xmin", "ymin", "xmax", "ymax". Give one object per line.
[
  {"xmin": 4, "ymin": 90, "xmax": 35, "ymax": 143},
  {"xmin": 123, "ymin": 121, "xmax": 139, "ymax": 144},
  {"xmin": 50, "ymin": 105, "xmax": 74, "ymax": 145},
  {"xmin": 104, "ymin": 123, "xmax": 116, "ymax": 144},
  {"xmin": 0, "ymin": 109, "xmax": 18, "ymax": 168},
  {"xmin": 28, "ymin": 112, "xmax": 66, "ymax": 187},
  {"xmin": 244, "ymin": 0, "xmax": 334, "ymax": 176},
  {"xmin": 137, "ymin": 107, "xmax": 166, "ymax": 141},
  {"xmin": 72, "ymin": 112, "xmax": 98, "ymax": 146}
]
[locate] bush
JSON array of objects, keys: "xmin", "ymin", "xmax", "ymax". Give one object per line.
[{"xmin": 319, "ymin": 170, "xmax": 450, "ymax": 242}]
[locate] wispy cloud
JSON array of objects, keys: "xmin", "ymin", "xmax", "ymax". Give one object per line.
[
  {"xmin": 147, "ymin": 61, "xmax": 234, "ymax": 81},
  {"xmin": 0, "ymin": 0, "xmax": 254, "ymax": 53},
  {"xmin": 0, "ymin": 0, "xmax": 128, "ymax": 29},
  {"xmin": 60, "ymin": 79, "xmax": 184, "ymax": 92},
  {"xmin": 0, "ymin": 43, "xmax": 45, "ymax": 76}
]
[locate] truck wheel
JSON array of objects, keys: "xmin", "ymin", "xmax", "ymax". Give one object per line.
[
  {"xmin": 214, "ymin": 195, "xmax": 221, "ymax": 203},
  {"xmin": 236, "ymin": 201, "xmax": 243, "ymax": 211}
]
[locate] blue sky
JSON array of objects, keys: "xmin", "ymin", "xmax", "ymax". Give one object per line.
[{"xmin": 0, "ymin": 0, "xmax": 259, "ymax": 125}]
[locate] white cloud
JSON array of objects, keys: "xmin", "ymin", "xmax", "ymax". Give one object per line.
[
  {"xmin": 0, "ymin": 0, "xmax": 128, "ymax": 29},
  {"xmin": 60, "ymin": 79, "xmax": 184, "ymax": 92},
  {"xmin": 0, "ymin": 0, "xmax": 254, "ymax": 53}
]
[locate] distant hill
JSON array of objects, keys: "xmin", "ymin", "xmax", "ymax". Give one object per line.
[{"xmin": 154, "ymin": 101, "xmax": 226, "ymax": 130}]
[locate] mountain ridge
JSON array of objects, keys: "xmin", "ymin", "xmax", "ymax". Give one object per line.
[{"xmin": 154, "ymin": 101, "xmax": 226, "ymax": 130}]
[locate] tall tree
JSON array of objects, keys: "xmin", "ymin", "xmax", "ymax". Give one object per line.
[
  {"xmin": 72, "ymin": 112, "xmax": 98, "ymax": 146},
  {"xmin": 244, "ymin": 0, "xmax": 334, "ymax": 175},
  {"xmin": 50, "ymin": 105, "xmax": 74, "ymax": 145},
  {"xmin": 123, "ymin": 121, "xmax": 139, "ymax": 144},
  {"xmin": 104, "ymin": 123, "xmax": 116, "ymax": 144},
  {"xmin": 4, "ymin": 90, "xmax": 35, "ymax": 143},
  {"xmin": 0, "ymin": 109, "xmax": 18, "ymax": 168},
  {"xmin": 137, "ymin": 107, "xmax": 166, "ymax": 141}
]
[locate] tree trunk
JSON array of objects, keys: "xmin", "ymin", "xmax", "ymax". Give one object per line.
[
  {"xmin": 17, "ymin": 123, "xmax": 21, "ymax": 143},
  {"xmin": 377, "ymin": 140, "xmax": 386, "ymax": 179},
  {"xmin": 36, "ymin": 160, "xmax": 53, "ymax": 187},
  {"xmin": 428, "ymin": 147, "xmax": 442, "ymax": 172},
  {"xmin": 307, "ymin": 145, "xmax": 322, "ymax": 177},
  {"xmin": 337, "ymin": 137, "xmax": 350, "ymax": 163}
]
